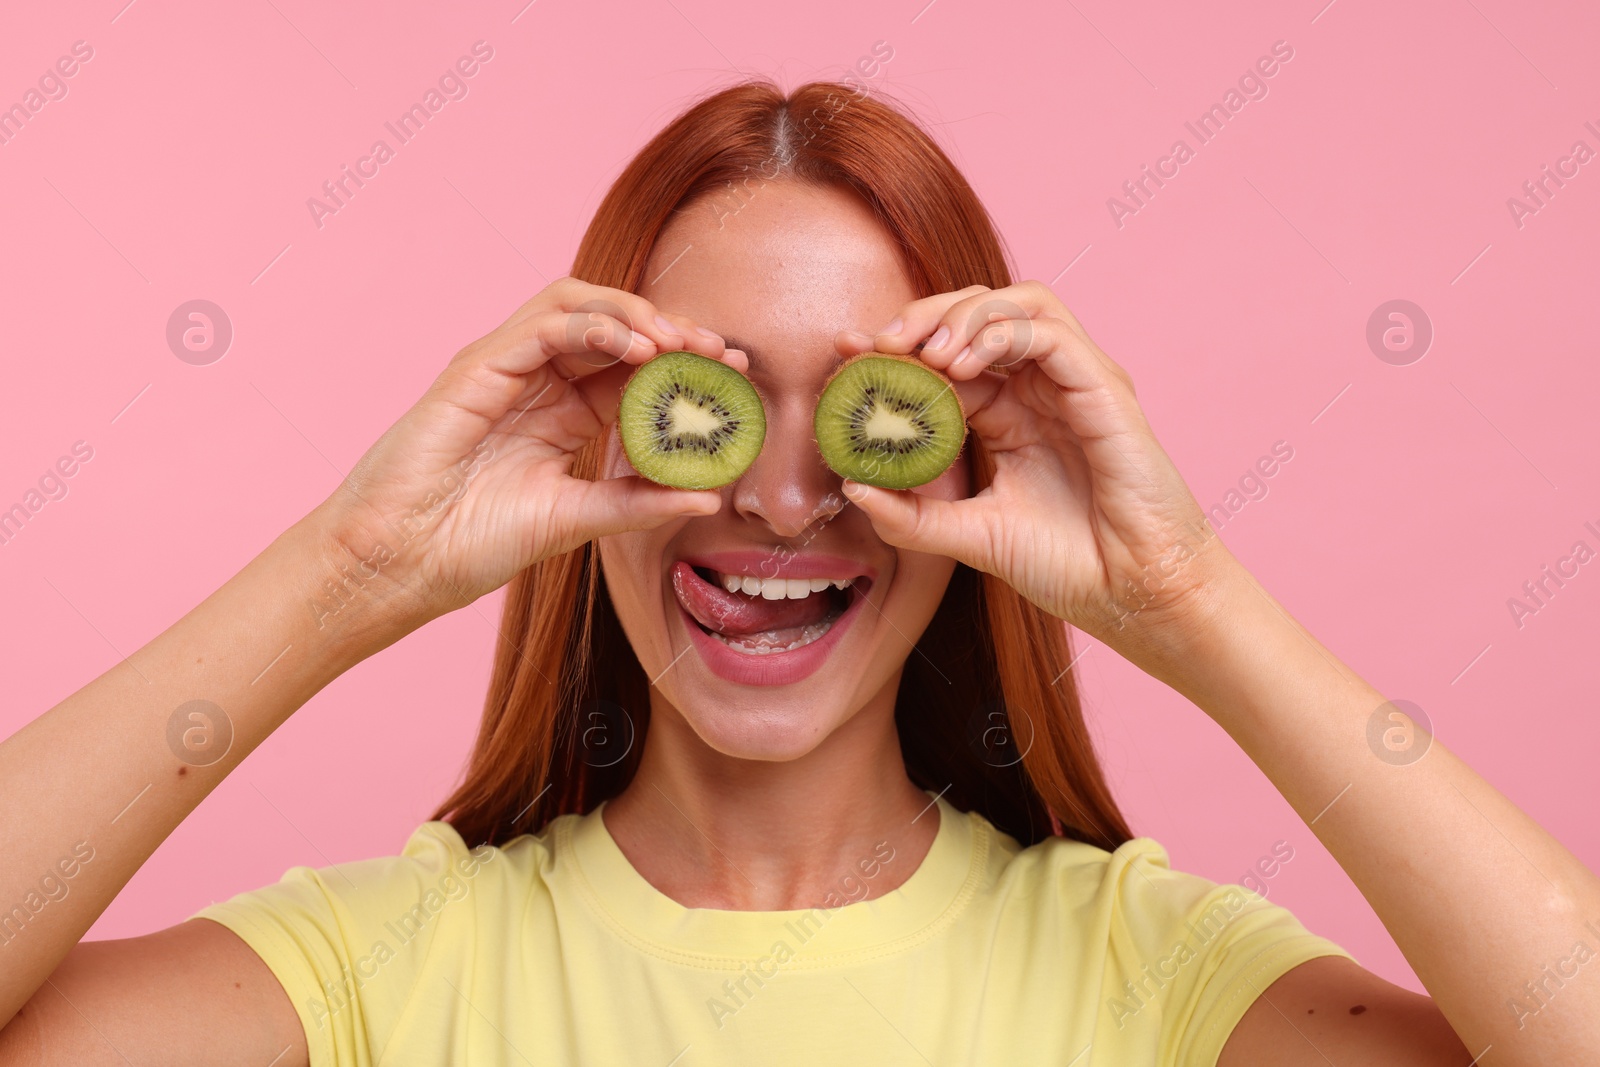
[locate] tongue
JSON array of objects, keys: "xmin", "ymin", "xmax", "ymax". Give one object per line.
[{"xmin": 671, "ymin": 562, "xmax": 836, "ymax": 637}]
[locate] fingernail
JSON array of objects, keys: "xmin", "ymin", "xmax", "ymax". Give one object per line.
[
  {"xmin": 927, "ymin": 325, "xmax": 950, "ymax": 351},
  {"xmin": 695, "ymin": 326, "xmax": 720, "ymax": 340},
  {"xmin": 654, "ymin": 315, "xmax": 680, "ymax": 337},
  {"xmin": 878, "ymin": 317, "xmax": 903, "ymax": 336},
  {"xmin": 951, "ymin": 345, "xmax": 972, "ymax": 369},
  {"xmin": 631, "ymin": 330, "xmax": 653, "ymax": 349}
]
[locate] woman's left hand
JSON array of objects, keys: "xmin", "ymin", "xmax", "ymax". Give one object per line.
[{"xmin": 838, "ymin": 281, "xmax": 1240, "ymax": 654}]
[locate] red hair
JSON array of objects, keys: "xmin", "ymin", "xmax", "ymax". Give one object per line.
[{"xmin": 433, "ymin": 80, "xmax": 1132, "ymax": 852}]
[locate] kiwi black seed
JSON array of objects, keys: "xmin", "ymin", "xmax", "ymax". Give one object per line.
[
  {"xmin": 813, "ymin": 352, "xmax": 966, "ymax": 489},
  {"xmin": 618, "ymin": 351, "xmax": 766, "ymax": 489}
]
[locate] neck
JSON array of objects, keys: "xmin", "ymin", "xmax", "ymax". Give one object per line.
[{"xmin": 602, "ymin": 685, "xmax": 939, "ymax": 911}]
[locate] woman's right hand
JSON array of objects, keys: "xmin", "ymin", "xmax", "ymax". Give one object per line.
[
  {"xmin": 2, "ymin": 282, "xmax": 740, "ymax": 1051},
  {"xmin": 309, "ymin": 277, "xmax": 741, "ymax": 633}
]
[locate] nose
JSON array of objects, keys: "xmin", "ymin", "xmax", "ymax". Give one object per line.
[{"xmin": 731, "ymin": 395, "xmax": 847, "ymax": 540}]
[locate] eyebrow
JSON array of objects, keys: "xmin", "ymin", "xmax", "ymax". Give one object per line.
[{"xmin": 720, "ymin": 336, "xmax": 760, "ymax": 368}]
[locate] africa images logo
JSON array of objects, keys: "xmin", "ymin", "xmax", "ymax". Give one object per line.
[{"xmin": 306, "ymin": 41, "xmax": 495, "ymax": 229}]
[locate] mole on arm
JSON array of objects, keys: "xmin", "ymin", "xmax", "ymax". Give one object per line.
[
  {"xmin": 177, "ymin": 766, "xmax": 187, "ymax": 777},
  {"xmin": 1349, "ymin": 1004, "xmax": 1367, "ymax": 1015}
]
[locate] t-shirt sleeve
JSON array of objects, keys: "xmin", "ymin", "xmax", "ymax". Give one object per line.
[
  {"xmin": 1093, "ymin": 836, "xmax": 1356, "ymax": 1067},
  {"xmin": 186, "ymin": 821, "xmax": 497, "ymax": 1067}
]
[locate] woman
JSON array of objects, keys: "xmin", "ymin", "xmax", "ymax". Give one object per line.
[{"xmin": 1, "ymin": 80, "xmax": 1595, "ymax": 1066}]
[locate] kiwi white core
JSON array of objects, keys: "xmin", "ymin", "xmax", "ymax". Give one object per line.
[
  {"xmin": 666, "ymin": 397, "xmax": 725, "ymax": 437},
  {"xmin": 861, "ymin": 407, "xmax": 920, "ymax": 444}
]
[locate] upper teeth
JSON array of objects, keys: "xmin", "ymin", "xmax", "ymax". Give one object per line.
[{"xmin": 715, "ymin": 572, "xmax": 853, "ymax": 599}]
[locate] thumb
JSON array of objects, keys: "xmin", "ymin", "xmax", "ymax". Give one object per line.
[
  {"xmin": 841, "ymin": 481, "xmax": 982, "ymax": 566},
  {"xmin": 571, "ymin": 476, "xmax": 721, "ymax": 539}
]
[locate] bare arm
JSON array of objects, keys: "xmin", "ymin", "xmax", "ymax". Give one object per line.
[
  {"xmin": 0, "ymin": 278, "xmax": 734, "ymax": 1059},
  {"xmin": 850, "ymin": 281, "xmax": 1600, "ymax": 1064},
  {"xmin": 0, "ymin": 512, "xmax": 401, "ymax": 1033},
  {"xmin": 1220, "ymin": 956, "xmax": 1470, "ymax": 1066},
  {"xmin": 0, "ymin": 921, "xmax": 309, "ymax": 1067},
  {"xmin": 1175, "ymin": 561, "xmax": 1600, "ymax": 1066}
]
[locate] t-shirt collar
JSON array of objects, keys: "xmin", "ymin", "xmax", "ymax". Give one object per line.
[{"xmin": 558, "ymin": 790, "xmax": 981, "ymax": 966}]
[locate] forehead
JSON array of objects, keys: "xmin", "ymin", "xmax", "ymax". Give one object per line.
[{"xmin": 639, "ymin": 182, "xmax": 914, "ymax": 384}]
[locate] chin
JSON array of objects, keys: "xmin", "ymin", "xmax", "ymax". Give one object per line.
[{"xmin": 672, "ymin": 694, "xmax": 849, "ymax": 763}]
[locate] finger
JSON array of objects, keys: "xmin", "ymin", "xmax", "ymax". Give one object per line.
[
  {"xmin": 833, "ymin": 328, "xmax": 876, "ymax": 360},
  {"xmin": 979, "ymin": 321, "xmax": 1145, "ymax": 441},
  {"xmin": 482, "ymin": 303, "xmax": 678, "ymax": 383},
  {"xmin": 912, "ymin": 281, "xmax": 1060, "ymax": 372},
  {"xmin": 1013, "ymin": 291, "xmax": 1137, "ymax": 393},
  {"xmin": 654, "ymin": 314, "xmax": 750, "ymax": 374},
  {"xmin": 414, "ymin": 283, "xmax": 685, "ymax": 478},
  {"xmin": 964, "ymin": 380, "xmax": 1083, "ymax": 452},
  {"xmin": 546, "ymin": 310, "xmax": 662, "ymax": 379},
  {"xmin": 945, "ymin": 315, "xmax": 1068, "ymax": 379},
  {"xmin": 840, "ymin": 481, "xmax": 988, "ymax": 571},
  {"xmin": 494, "ymin": 279, "xmax": 691, "ymax": 377},
  {"xmin": 912, "ymin": 280, "xmax": 1134, "ymax": 391},
  {"xmin": 570, "ymin": 363, "xmax": 632, "ymax": 428},
  {"xmin": 565, "ymin": 476, "xmax": 722, "ymax": 540},
  {"xmin": 867, "ymin": 285, "xmax": 992, "ymax": 356},
  {"xmin": 906, "ymin": 283, "xmax": 1097, "ymax": 389},
  {"xmin": 494, "ymin": 278, "xmax": 650, "ymax": 334},
  {"xmin": 653, "ymin": 312, "xmax": 714, "ymax": 356},
  {"xmin": 428, "ymin": 310, "xmax": 649, "ymax": 449},
  {"xmin": 452, "ymin": 307, "xmax": 650, "ymax": 387},
  {"xmin": 949, "ymin": 368, "xmax": 1005, "ymax": 415},
  {"xmin": 538, "ymin": 300, "xmax": 746, "ymax": 378}
]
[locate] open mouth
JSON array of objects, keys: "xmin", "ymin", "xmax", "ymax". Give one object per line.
[{"xmin": 670, "ymin": 561, "xmax": 873, "ymax": 656}]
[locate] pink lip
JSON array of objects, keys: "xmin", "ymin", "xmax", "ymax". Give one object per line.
[{"xmin": 668, "ymin": 552, "xmax": 877, "ymax": 687}]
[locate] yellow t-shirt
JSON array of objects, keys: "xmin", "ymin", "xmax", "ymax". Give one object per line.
[{"xmin": 191, "ymin": 793, "xmax": 1352, "ymax": 1066}]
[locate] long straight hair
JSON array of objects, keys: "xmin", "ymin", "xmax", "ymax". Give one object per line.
[{"xmin": 433, "ymin": 80, "xmax": 1132, "ymax": 852}]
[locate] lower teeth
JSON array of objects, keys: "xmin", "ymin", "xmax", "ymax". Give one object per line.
[{"xmin": 709, "ymin": 617, "xmax": 834, "ymax": 655}]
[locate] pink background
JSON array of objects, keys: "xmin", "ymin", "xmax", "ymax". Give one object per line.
[{"xmin": 3, "ymin": 0, "xmax": 1597, "ymax": 995}]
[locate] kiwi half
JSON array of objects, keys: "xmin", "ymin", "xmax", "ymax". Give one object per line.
[
  {"xmin": 618, "ymin": 351, "xmax": 766, "ymax": 489},
  {"xmin": 813, "ymin": 352, "xmax": 966, "ymax": 489}
]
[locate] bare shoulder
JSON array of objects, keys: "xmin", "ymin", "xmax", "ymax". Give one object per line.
[
  {"xmin": 0, "ymin": 919, "xmax": 306, "ymax": 1067},
  {"xmin": 1219, "ymin": 955, "xmax": 1473, "ymax": 1066}
]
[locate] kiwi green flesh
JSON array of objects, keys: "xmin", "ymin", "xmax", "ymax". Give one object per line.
[
  {"xmin": 618, "ymin": 351, "xmax": 766, "ymax": 490},
  {"xmin": 813, "ymin": 357, "xmax": 965, "ymax": 488}
]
